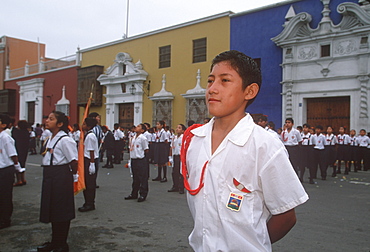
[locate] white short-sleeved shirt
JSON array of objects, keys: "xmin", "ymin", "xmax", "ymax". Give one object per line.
[
  {"xmin": 281, "ymin": 128, "xmax": 302, "ymax": 146},
  {"xmin": 337, "ymin": 134, "xmax": 350, "ymax": 145},
  {"xmin": 301, "ymin": 132, "xmax": 313, "ymax": 146},
  {"xmin": 356, "ymin": 135, "xmax": 370, "ymax": 147},
  {"xmin": 41, "ymin": 129, "xmax": 52, "ymax": 141},
  {"xmin": 143, "ymin": 131, "xmax": 152, "ymax": 143},
  {"xmin": 42, "ymin": 131, "xmax": 78, "ymax": 166},
  {"xmin": 155, "ymin": 129, "xmax": 168, "ymax": 143},
  {"xmin": 130, "ymin": 134, "xmax": 149, "ymax": 159},
  {"xmin": 114, "ymin": 128, "xmax": 124, "ymax": 141},
  {"xmin": 349, "ymin": 136, "xmax": 357, "ymax": 146},
  {"xmin": 324, "ymin": 134, "xmax": 338, "ymax": 146},
  {"xmin": 311, "ymin": 133, "xmax": 325, "ymax": 150},
  {"xmin": 185, "ymin": 114, "xmax": 309, "ymax": 252},
  {"xmin": 84, "ymin": 131, "xmax": 99, "ymax": 159},
  {"xmin": 0, "ymin": 130, "xmax": 18, "ymax": 168},
  {"xmin": 171, "ymin": 134, "xmax": 183, "ymax": 155},
  {"xmin": 73, "ymin": 130, "xmax": 81, "ymax": 142}
]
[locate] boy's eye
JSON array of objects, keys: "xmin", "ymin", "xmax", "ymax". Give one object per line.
[{"xmin": 222, "ymin": 79, "xmax": 230, "ymax": 82}]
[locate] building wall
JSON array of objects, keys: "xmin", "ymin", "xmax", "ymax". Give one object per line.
[
  {"xmin": 4, "ymin": 66, "xmax": 79, "ymax": 125},
  {"xmin": 80, "ymin": 14, "xmax": 230, "ymax": 127},
  {"xmin": 230, "ymin": 0, "xmax": 358, "ymax": 128},
  {"xmin": 0, "ymin": 36, "xmax": 46, "ymax": 89}
]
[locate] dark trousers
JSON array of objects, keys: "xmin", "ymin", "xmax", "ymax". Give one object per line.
[
  {"xmin": 286, "ymin": 145, "xmax": 300, "ymax": 174},
  {"xmin": 83, "ymin": 158, "xmax": 98, "ymax": 207},
  {"xmin": 0, "ymin": 166, "xmax": 15, "ymax": 224},
  {"xmin": 51, "ymin": 221, "xmax": 70, "ymax": 246},
  {"xmin": 313, "ymin": 149, "xmax": 326, "ymax": 179},
  {"xmin": 171, "ymin": 155, "xmax": 184, "ymax": 191},
  {"xmin": 114, "ymin": 140, "xmax": 122, "ymax": 163},
  {"xmin": 131, "ymin": 158, "xmax": 149, "ymax": 198},
  {"xmin": 105, "ymin": 149, "xmax": 114, "ymax": 166},
  {"xmin": 357, "ymin": 147, "xmax": 369, "ymax": 171}
]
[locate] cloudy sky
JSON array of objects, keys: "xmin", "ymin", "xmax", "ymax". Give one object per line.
[{"xmin": 1, "ymin": 0, "xmax": 285, "ymax": 58}]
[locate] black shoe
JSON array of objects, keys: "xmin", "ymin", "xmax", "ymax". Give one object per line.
[
  {"xmin": 331, "ymin": 173, "xmax": 336, "ymax": 177},
  {"xmin": 124, "ymin": 194, "xmax": 138, "ymax": 200},
  {"xmin": 37, "ymin": 242, "xmax": 55, "ymax": 252},
  {"xmin": 106, "ymin": 165, "xmax": 114, "ymax": 168},
  {"xmin": 51, "ymin": 243, "xmax": 69, "ymax": 252},
  {"xmin": 152, "ymin": 177, "xmax": 161, "ymax": 181},
  {"xmin": 78, "ymin": 205, "xmax": 95, "ymax": 212},
  {"xmin": 179, "ymin": 190, "xmax": 184, "ymax": 194},
  {"xmin": 0, "ymin": 221, "xmax": 11, "ymax": 230},
  {"xmin": 138, "ymin": 196, "xmax": 146, "ymax": 202},
  {"xmin": 309, "ymin": 179, "xmax": 315, "ymax": 184},
  {"xmin": 160, "ymin": 178, "xmax": 168, "ymax": 183},
  {"xmin": 168, "ymin": 187, "xmax": 178, "ymax": 192},
  {"xmin": 102, "ymin": 164, "xmax": 109, "ymax": 168}
]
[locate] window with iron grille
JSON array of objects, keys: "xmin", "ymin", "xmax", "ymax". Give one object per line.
[
  {"xmin": 193, "ymin": 38, "xmax": 207, "ymax": 63},
  {"xmin": 159, "ymin": 45, "xmax": 171, "ymax": 68}
]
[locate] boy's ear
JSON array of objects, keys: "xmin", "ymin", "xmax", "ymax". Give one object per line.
[{"xmin": 244, "ymin": 83, "xmax": 259, "ymax": 101}]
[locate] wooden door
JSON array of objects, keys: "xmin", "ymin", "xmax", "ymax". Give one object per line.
[
  {"xmin": 306, "ymin": 96, "xmax": 350, "ymax": 133},
  {"xmin": 27, "ymin": 101, "xmax": 35, "ymax": 125},
  {"xmin": 118, "ymin": 103, "xmax": 134, "ymax": 129}
]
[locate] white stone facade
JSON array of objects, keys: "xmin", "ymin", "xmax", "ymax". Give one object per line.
[{"xmin": 272, "ymin": 1, "xmax": 370, "ymax": 130}]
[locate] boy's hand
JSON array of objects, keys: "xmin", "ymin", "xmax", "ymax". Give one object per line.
[
  {"xmin": 73, "ymin": 173, "xmax": 79, "ymax": 182},
  {"xmin": 14, "ymin": 163, "xmax": 26, "ymax": 173},
  {"xmin": 89, "ymin": 163, "xmax": 96, "ymax": 175}
]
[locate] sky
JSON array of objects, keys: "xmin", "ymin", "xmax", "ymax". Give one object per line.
[{"xmin": 1, "ymin": 0, "xmax": 285, "ymax": 59}]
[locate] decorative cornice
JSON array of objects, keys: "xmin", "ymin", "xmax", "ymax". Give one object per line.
[{"xmin": 337, "ymin": 2, "xmax": 370, "ymax": 28}]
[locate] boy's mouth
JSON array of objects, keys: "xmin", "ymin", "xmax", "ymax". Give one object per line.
[{"xmin": 208, "ymin": 98, "xmax": 220, "ymax": 102}]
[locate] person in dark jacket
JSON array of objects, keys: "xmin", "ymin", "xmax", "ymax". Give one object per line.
[{"xmin": 102, "ymin": 126, "xmax": 115, "ymax": 168}]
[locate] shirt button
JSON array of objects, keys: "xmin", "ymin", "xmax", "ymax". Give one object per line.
[{"xmin": 203, "ymin": 229, "xmax": 206, "ymax": 235}]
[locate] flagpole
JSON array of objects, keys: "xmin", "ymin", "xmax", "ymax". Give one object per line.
[
  {"xmin": 74, "ymin": 83, "xmax": 94, "ymax": 195},
  {"xmin": 125, "ymin": 0, "xmax": 130, "ymax": 38}
]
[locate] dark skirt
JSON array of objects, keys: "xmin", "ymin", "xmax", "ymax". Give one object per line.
[
  {"xmin": 40, "ymin": 164, "xmax": 75, "ymax": 223},
  {"xmin": 153, "ymin": 142, "xmax": 169, "ymax": 165}
]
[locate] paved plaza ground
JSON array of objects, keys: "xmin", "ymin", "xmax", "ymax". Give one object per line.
[{"xmin": 0, "ymin": 152, "xmax": 369, "ymax": 252}]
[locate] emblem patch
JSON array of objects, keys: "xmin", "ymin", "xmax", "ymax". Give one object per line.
[{"xmin": 226, "ymin": 192, "xmax": 243, "ymax": 211}]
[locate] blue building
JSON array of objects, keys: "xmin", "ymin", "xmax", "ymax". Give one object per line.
[{"xmin": 231, "ymin": 0, "xmax": 361, "ymax": 130}]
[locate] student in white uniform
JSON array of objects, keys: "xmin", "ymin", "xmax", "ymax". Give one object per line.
[
  {"xmin": 335, "ymin": 126, "xmax": 350, "ymax": 174},
  {"xmin": 37, "ymin": 111, "xmax": 78, "ymax": 252},
  {"xmin": 311, "ymin": 125, "xmax": 326, "ymax": 183},
  {"xmin": 281, "ymin": 118, "xmax": 302, "ymax": 175},
  {"xmin": 348, "ymin": 129, "xmax": 358, "ymax": 172},
  {"xmin": 168, "ymin": 124, "xmax": 186, "ymax": 194},
  {"xmin": 356, "ymin": 129, "xmax": 370, "ymax": 171},
  {"xmin": 78, "ymin": 117, "xmax": 99, "ymax": 212},
  {"xmin": 152, "ymin": 121, "xmax": 169, "ymax": 182},
  {"xmin": 124, "ymin": 124, "xmax": 149, "ymax": 202},
  {"xmin": 183, "ymin": 50, "xmax": 308, "ymax": 252},
  {"xmin": 324, "ymin": 126, "xmax": 338, "ymax": 177},
  {"xmin": 299, "ymin": 123, "xmax": 313, "ymax": 182},
  {"xmin": 0, "ymin": 114, "xmax": 23, "ymax": 230}
]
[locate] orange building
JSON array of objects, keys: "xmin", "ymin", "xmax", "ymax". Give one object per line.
[{"xmin": 0, "ymin": 36, "xmax": 46, "ymax": 89}]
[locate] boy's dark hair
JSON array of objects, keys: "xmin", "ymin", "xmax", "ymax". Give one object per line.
[
  {"xmin": 211, "ymin": 50, "xmax": 262, "ymax": 106},
  {"xmin": 88, "ymin": 112, "xmax": 99, "ymax": 118},
  {"xmin": 84, "ymin": 117, "xmax": 97, "ymax": 129},
  {"xmin": 360, "ymin": 129, "xmax": 366, "ymax": 133},
  {"xmin": 187, "ymin": 120, "xmax": 195, "ymax": 127},
  {"xmin": 144, "ymin": 122, "xmax": 151, "ymax": 129},
  {"xmin": 267, "ymin": 121, "xmax": 275, "ymax": 130},
  {"xmin": 53, "ymin": 111, "xmax": 70, "ymax": 133},
  {"xmin": 285, "ymin": 118, "xmax": 294, "ymax": 124},
  {"xmin": 17, "ymin": 120, "xmax": 29, "ymax": 131},
  {"xmin": 0, "ymin": 114, "xmax": 11, "ymax": 129},
  {"xmin": 158, "ymin": 120, "xmax": 165, "ymax": 127},
  {"xmin": 315, "ymin": 125, "xmax": 323, "ymax": 130},
  {"xmin": 303, "ymin": 123, "xmax": 310, "ymax": 128},
  {"xmin": 101, "ymin": 125, "xmax": 108, "ymax": 131},
  {"xmin": 73, "ymin": 123, "xmax": 80, "ymax": 130},
  {"xmin": 114, "ymin": 123, "xmax": 119, "ymax": 128},
  {"xmin": 258, "ymin": 115, "xmax": 267, "ymax": 122},
  {"xmin": 179, "ymin": 124, "xmax": 187, "ymax": 131},
  {"xmin": 297, "ymin": 126, "xmax": 303, "ymax": 131}
]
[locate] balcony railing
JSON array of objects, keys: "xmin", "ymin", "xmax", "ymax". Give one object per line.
[{"xmin": 6, "ymin": 53, "xmax": 80, "ymax": 80}]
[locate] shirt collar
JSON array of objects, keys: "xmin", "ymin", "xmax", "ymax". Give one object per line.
[{"xmin": 191, "ymin": 113, "xmax": 255, "ymax": 146}]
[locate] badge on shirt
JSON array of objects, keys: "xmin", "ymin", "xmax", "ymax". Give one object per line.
[
  {"xmin": 0, "ymin": 149, "xmax": 2, "ymax": 153},
  {"xmin": 226, "ymin": 192, "xmax": 243, "ymax": 212}
]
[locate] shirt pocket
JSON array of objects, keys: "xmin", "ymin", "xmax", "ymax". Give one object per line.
[{"xmin": 218, "ymin": 183, "xmax": 254, "ymax": 226}]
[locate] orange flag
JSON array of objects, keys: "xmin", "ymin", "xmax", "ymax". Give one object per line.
[{"xmin": 74, "ymin": 84, "xmax": 94, "ymax": 195}]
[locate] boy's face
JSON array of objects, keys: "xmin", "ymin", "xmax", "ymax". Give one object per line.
[
  {"xmin": 327, "ymin": 127, "xmax": 333, "ymax": 134},
  {"xmin": 135, "ymin": 124, "xmax": 143, "ymax": 133},
  {"xmin": 176, "ymin": 125, "xmax": 184, "ymax": 135},
  {"xmin": 82, "ymin": 121, "xmax": 88, "ymax": 131},
  {"xmin": 360, "ymin": 130, "xmax": 366, "ymax": 136},
  {"xmin": 0, "ymin": 120, "xmax": 6, "ymax": 131},
  {"xmin": 285, "ymin": 120, "xmax": 293, "ymax": 129},
  {"xmin": 45, "ymin": 113, "xmax": 62, "ymax": 131},
  {"xmin": 315, "ymin": 128, "xmax": 321, "ymax": 134},
  {"xmin": 339, "ymin": 127, "xmax": 345, "ymax": 134},
  {"xmin": 206, "ymin": 61, "xmax": 258, "ymax": 119},
  {"xmin": 156, "ymin": 122, "xmax": 162, "ymax": 129},
  {"xmin": 303, "ymin": 126, "xmax": 309, "ymax": 133}
]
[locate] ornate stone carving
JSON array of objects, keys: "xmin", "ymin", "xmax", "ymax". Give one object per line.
[
  {"xmin": 335, "ymin": 40, "xmax": 356, "ymax": 55},
  {"xmin": 358, "ymin": 75, "xmax": 369, "ymax": 118},
  {"xmin": 298, "ymin": 46, "xmax": 317, "ymax": 60}
]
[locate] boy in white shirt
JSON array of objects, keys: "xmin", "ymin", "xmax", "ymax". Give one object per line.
[
  {"xmin": 356, "ymin": 129, "xmax": 370, "ymax": 171},
  {"xmin": 311, "ymin": 125, "xmax": 326, "ymax": 183},
  {"xmin": 168, "ymin": 124, "xmax": 186, "ymax": 194},
  {"xmin": 281, "ymin": 118, "xmax": 302, "ymax": 175},
  {"xmin": 125, "ymin": 124, "xmax": 149, "ymax": 202},
  {"xmin": 0, "ymin": 114, "xmax": 23, "ymax": 229},
  {"xmin": 182, "ymin": 50, "xmax": 308, "ymax": 251}
]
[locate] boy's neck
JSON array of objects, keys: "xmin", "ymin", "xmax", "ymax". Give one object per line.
[{"xmin": 136, "ymin": 132, "xmax": 141, "ymax": 137}]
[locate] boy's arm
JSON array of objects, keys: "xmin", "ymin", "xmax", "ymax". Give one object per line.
[
  {"xmin": 89, "ymin": 150, "xmax": 95, "ymax": 163},
  {"xmin": 267, "ymin": 208, "xmax": 296, "ymax": 244}
]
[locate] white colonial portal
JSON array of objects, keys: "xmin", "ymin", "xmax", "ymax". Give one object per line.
[
  {"xmin": 272, "ymin": 0, "xmax": 370, "ymax": 131},
  {"xmin": 97, "ymin": 52, "xmax": 148, "ymax": 129}
]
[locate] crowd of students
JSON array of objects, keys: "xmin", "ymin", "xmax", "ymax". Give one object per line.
[{"xmin": 257, "ymin": 115, "xmax": 370, "ymax": 184}]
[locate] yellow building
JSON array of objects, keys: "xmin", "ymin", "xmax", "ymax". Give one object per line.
[{"xmin": 79, "ymin": 12, "xmax": 230, "ymax": 129}]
